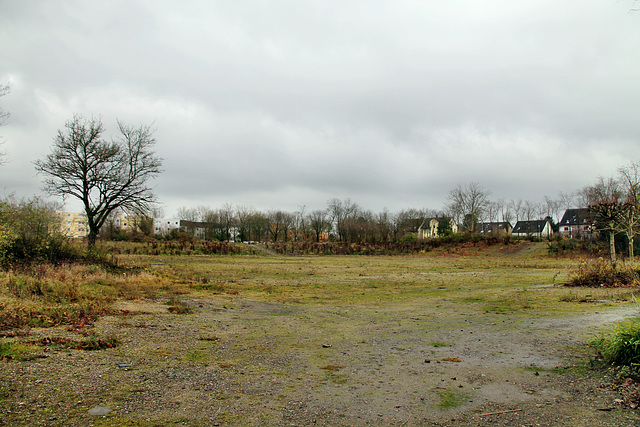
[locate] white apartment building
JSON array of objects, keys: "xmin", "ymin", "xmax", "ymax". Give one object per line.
[{"xmin": 154, "ymin": 218, "xmax": 182, "ymax": 236}]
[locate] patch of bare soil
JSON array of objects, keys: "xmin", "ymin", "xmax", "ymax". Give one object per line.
[{"xmin": 1, "ymin": 297, "xmax": 640, "ymax": 426}]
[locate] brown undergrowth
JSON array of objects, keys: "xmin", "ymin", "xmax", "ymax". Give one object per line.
[
  {"xmin": 565, "ymin": 257, "xmax": 640, "ymax": 288},
  {"xmin": 0, "ymin": 262, "xmax": 190, "ymax": 355}
]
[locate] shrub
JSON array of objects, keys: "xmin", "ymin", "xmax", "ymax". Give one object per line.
[
  {"xmin": 549, "ymin": 237, "xmax": 608, "ymax": 257},
  {"xmin": 566, "ymin": 258, "xmax": 640, "ymax": 287},
  {"xmin": 591, "ymin": 321, "xmax": 640, "ymax": 368},
  {"xmin": 0, "ymin": 196, "xmax": 84, "ymax": 268}
]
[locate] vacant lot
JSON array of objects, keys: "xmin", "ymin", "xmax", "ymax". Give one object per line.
[{"xmin": 1, "ymin": 243, "xmax": 640, "ymax": 426}]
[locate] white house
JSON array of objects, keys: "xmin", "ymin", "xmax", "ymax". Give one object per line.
[
  {"xmin": 417, "ymin": 217, "xmax": 458, "ymax": 239},
  {"xmin": 512, "ymin": 220, "xmax": 553, "ymax": 238}
]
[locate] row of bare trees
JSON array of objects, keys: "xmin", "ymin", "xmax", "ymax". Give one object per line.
[
  {"xmin": 171, "ymin": 186, "xmax": 586, "ymax": 244},
  {"xmin": 170, "ymin": 163, "xmax": 640, "ymax": 246},
  {"xmin": 171, "ymin": 184, "xmax": 589, "ymax": 244},
  {"xmin": 174, "ymin": 199, "xmax": 447, "ymax": 244}
]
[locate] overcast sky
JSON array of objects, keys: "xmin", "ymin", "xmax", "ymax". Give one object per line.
[{"xmin": 1, "ymin": 1, "xmax": 639, "ymax": 217}]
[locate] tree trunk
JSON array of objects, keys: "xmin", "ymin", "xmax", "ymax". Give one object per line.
[
  {"xmin": 87, "ymin": 229, "xmax": 97, "ymax": 249},
  {"xmin": 609, "ymin": 230, "xmax": 616, "ymax": 264},
  {"xmin": 629, "ymin": 234, "xmax": 635, "ymax": 259}
]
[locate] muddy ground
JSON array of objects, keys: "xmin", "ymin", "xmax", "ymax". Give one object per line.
[{"xmin": 2, "ymin": 294, "xmax": 640, "ymax": 426}]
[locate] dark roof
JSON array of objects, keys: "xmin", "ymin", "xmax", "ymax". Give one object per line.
[
  {"xmin": 418, "ymin": 217, "xmax": 454, "ymax": 229},
  {"xmin": 512, "ymin": 220, "xmax": 550, "ymax": 233},
  {"xmin": 476, "ymin": 222, "xmax": 512, "ymax": 233},
  {"xmin": 559, "ymin": 208, "xmax": 592, "ymax": 225}
]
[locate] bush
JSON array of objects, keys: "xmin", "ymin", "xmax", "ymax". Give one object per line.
[
  {"xmin": 566, "ymin": 257, "xmax": 640, "ymax": 287},
  {"xmin": 591, "ymin": 321, "xmax": 640, "ymax": 368},
  {"xmin": 0, "ymin": 196, "xmax": 84, "ymax": 268},
  {"xmin": 548, "ymin": 238, "xmax": 606, "ymax": 257}
]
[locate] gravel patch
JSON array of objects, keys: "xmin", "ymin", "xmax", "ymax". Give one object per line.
[{"xmin": 1, "ymin": 296, "xmax": 640, "ymax": 426}]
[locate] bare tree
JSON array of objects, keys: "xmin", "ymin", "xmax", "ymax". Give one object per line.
[
  {"xmin": 344, "ymin": 209, "xmax": 375, "ymax": 243},
  {"xmin": 583, "ymin": 177, "xmax": 622, "ymax": 206},
  {"xmin": 615, "ymin": 202, "xmax": 638, "ymax": 259},
  {"xmin": 584, "ymin": 177, "xmax": 624, "ymax": 263},
  {"xmin": 509, "ymin": 199, "xmax": 523, "ymax": 223},
  {"xmin": 177, "ymin": 206, "xmax": 200, "ymax": 221},
  {"xmin": 558, "ymin": 191, "xmax": 575, "ymax": 210},
  {"xmin": 151, "ymin": 206, "xmax": 165, "ymax": 219},
  {"xmin": 543, "ymin": 196, "xmax": 561, "ymax": 223},
  {"xmin": 447, "ymin": 183, "xmax": 490, "ymax": 232},
  {"xmin": 307, "ymin": 209, "xmax": 329, "ymax": 242},
  {"xmin": 616, "ymin": 162, "xmax": 640, "ymax": 258},
  {"xmin": 619, "ymin": 162, "xmax": 640, "ymax": 203},
  {"xmin": 520, "ymin": 200, "xmax": 534, "ymax": 222},
  {"xmin": 0, "ymin": 83, "xmax": 9, "ymax": 126},
  {"xmin": 247, "ymin": 211, "xmax": 269, "ymax": 242},
  {"xmin": 327, "ymin": 198, "xmax": 359, "ymax": 241},
  {"xmin": 498, "ymin": 198, "xmax": 513, "ymax": 225},
  {"xmin": 268, "ymin": 210, "xmax": 294, "ymax": 242},
  {"xmin": 0, "ymin": 82, "xmax": 11, "ymax": 163},
  {"xmin": 235, "ymin": 205, "xmax": 254, "ymax": 242},
  {"xmin": 486, "ymin": 201, "xmax": 499, "ymax": 223},
  {"xmin": 375, "ymin": 208, "xmax": 393, "ymax": 243},
  {"xmin": 218, "ymin": 203, "xmax": 237, "ymax": 241},
  {"xmin": 34, "ymin": 115, "xmax": 162, "ymax": 247},
  {"xmin": 294, "ymin": 205, "xmax": 308, "ymax": 241}
]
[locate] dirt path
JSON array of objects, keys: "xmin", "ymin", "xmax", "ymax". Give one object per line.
[{"xmin": 2, "ymin": 295, "xmax": 640, "ymax": 426}]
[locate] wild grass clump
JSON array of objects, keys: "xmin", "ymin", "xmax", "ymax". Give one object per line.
[
  {"xmin": 547, "ymin": 238, "xmax": 604, "ymax": 257},
  {"xmin": 591, "ymin": 321, "xmax": 640, "ymax": 373},
  {"xmin": 0, "ymin": 263, "xmax": 188, "ymax": 331},
  {"xmin": 436, "ymin": 387, "xmax": 468, "ymax": 409},
  {"xmin": 0, "ymin": 342, "xmax": 39, "ymax": 361},
  {"xmin": 565, "ymin": 258, "xmax": 640, "ymax": 288}
]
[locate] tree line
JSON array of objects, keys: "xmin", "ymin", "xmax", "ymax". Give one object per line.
[
  {"xmin": 1, "ymin": 104, "xmax": 638, "ymax": 257},
  {"xmin": 168, "ymin": 186, "xmax": 589, "ymax": 244}
]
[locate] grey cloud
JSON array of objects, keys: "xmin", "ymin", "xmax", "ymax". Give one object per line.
[{"xmin": 1, "ymin": 1, "xmax": 639, "ymax": 215}]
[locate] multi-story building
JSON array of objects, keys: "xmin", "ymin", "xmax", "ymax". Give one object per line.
[
  {"xmin": 153, "ymin": 218, "xmax": 182, "ymax": 236},
  {"xmin": 56, "ymin": 212, "xmax": 88, "ymax": 239},
  {"xmin": 114, "ymin": 214, "xmax": 146, "ymax": 233}
]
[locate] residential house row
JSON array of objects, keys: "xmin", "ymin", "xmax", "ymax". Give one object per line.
[
  {"xmin": 416, "ymin": 208, "xmax": 593, "ymax": 240},
  {"xmin": 56, "ymin": 208, "xmax": 595, "ymax": 241}
]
